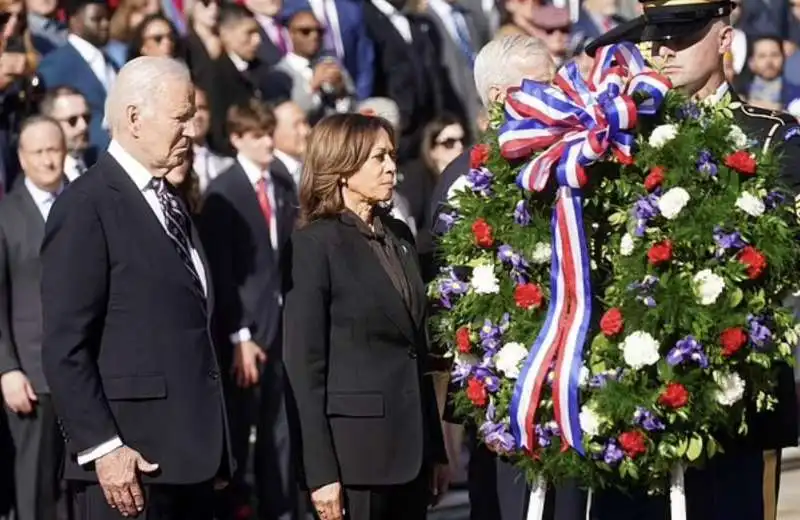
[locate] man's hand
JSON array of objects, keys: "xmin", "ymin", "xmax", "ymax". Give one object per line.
[
  {"xmin": 429, "ymin": 463, "xmax": 451, "ymax": 506},
  {"xmin": 311, "ymin": 481, "xmax": 343, "ymax": 520},
  {"xmin": 95, "ymin": 445, "xmax": 159, "ymax": 517},
  {"xmin": 1, "ymin": 370, "xmax": 37, "ymax": 414},
  {"xmin": 232, "ymin": 340, "xmax": 267, "ymax": 388}
]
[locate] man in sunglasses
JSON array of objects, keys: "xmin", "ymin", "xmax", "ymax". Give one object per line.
[
  {"xmin": 39, "ymin": 86, "xmax": 96, "ymax": 181},
  {"xmin": 527, "ymin": 5, "xmax": 571, "ymax": 67},
  {"xmin": 585, "ymin": 1, "xmax": 800, "ymax": 519}
]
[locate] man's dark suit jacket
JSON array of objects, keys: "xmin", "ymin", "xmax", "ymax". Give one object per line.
[
  {"xmin": 363, "ymin": 5, "xmax": 445, "ymax": 162},
  {"xmin": 40, "ymin": 154, "xmax": 233, "ymax": 484},
  {"xmin": 199, "ymin": 159, "xmax": 298, "ymax": 362},
  {"xmin": 0, "ymin": 184, "xmax": 49, "ymax": 392},
  {"xmin": 282, "ymin": 212, "xmax": 446, "ymax": 490}
]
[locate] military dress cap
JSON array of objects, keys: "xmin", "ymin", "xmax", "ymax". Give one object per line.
[{"xmin": 586, "ymin": 0, "xmax": 733, "ymax": 56}]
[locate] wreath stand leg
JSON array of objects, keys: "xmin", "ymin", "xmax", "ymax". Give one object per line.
[
  {"xmin": 670, "ymin": 464, "xmax": 687, "ymax": 520},
  {"xmin": 525, "ymin": 477, "xmax": 548, "ymax": 520}
]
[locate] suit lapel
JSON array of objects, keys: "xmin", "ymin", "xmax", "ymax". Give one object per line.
[
  {"xmin": 65, "ymin": 44, "xmax": 107, "ymax": 101},
  {"xmin": 338, "ymin": 217, "xmax": 418, "ymax": 343},
  {"xmin": 13, "ymin": 188, "xmax": 45, "ymax": 253},
  {"xmin": 100, "ymin": 154, "xmax": 207, "ymax": 309}
]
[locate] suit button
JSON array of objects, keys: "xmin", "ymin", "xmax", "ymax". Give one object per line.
[
  {"xmin": 208, "ymin": 369, "xmax": 220, "ymax": 380},
  {"xmin": 408, "ymin": 348, "xmax": 418, "ymax": 359}
]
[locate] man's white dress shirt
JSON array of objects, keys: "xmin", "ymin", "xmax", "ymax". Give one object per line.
[
  {"xmin": 68, "ymin": 34, "xmax": 116, "ymax": 92},
  {"xmin": 371, "ymin": 0, "xmax": 413, "ymax": 43},
  {"xmin": 273, "ymin": 149, "xmax": 302, "ymax": 187},
  {"xmin": 24, "ymin": 177, "xmax": 63, "ymax": 221},
  {"xmin": 63, "ymin": 154, "xmax": 87, "ymax": 182},
  {"xmin": 76, "ymin": 140, "xmax": 209, "ymax": 466}
]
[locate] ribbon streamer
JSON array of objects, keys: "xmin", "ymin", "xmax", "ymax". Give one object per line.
[{"xmin": 505, "ymin": 42, "xmax": 671, "ymax": 455}]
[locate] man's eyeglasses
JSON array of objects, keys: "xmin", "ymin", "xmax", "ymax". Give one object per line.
[
  {"xmin": 293, "ymin": 26, "xmax": 325, "ymax": 37},
  {"xmin": 434, "ymin": 137, "xmax": 463, "ymax": 149},
  {"xmin": 60, "ymin": 113, "xmax": 92, "ymax": 127}
]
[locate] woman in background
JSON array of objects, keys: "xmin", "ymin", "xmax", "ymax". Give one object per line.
[
  {"xmin": 127, "ymin": 13, "xmax": 180, "ymax": 59},
  {"xmin": 166, "ymin": 146, "xmax": 202, "ymax": 214},
  {"xmin": 283, "ymin": 113, "xmax": 449, "ymax": 520}
]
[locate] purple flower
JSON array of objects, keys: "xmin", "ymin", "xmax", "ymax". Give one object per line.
[
  {"xmin": 451, "ymin": 356, "xmax": 475, "ymax": 385},
  {"xmin": 514, "ymin": 200, "xmax": 531, "ymax": 226},
  {"xmin": 713, "ymin": 226, "xmax": 747, "ymax": 258},
  {"xmin": 437, "ymin": 211, "xmax": 458, "ymax": 233},
  {"xmin": 602, "ymin": 439, "xmax": 624, "ymax": 466},
  {"xmin": 480, "ymin": 421, "xmax": 516, "ymax": 454},
  {"xmin": 479, "ymin": 319, "xmax": 504, "ymax": 353},
  {"xmin": 633, "ymin": 193, "xmax": 661, "ymax": 237},
  {"xmin": 696, "ymin": 149, "xmax": 718, "ymax": 177},
  {"xmin": 467, "ymin": 168, "xmax": 494, "ymax": 197},
  {"xmin": 764, "ymin": 191, "xmax": 786, "ymax": 211},
  {"xmin": 589, "ymin": 369, "xmax": 623, "ymax": 389},
  {"xmin": 535, "ymin": 422, "xmax": 560, "ymax": 448},
  {"xmin": 497, "ymin": 245, "xmax": 530, "ymax": 284},
  {"xmin": 437, "ymin": 269, "xmax": 470, "ymax": 309},
  {"xmin": 667, "ymin": 335, "xmax": 709, "ymax": 369},
  {"xmin": 676, "ymin": 102, "xmax": 701, "ymax": 121},
  {"xmin": 474, "ymin": 365, "xmax": 501, "ymax": 392},
  {"xmin": 634, "ymin": 407, "xmax": 666, "ymax": 432},
  {"xmin": 747, "ymin": 314, "xmax": 773, "ymax": 349},
  {"xmin": 628, "ymin": 275, "xmax": 659, "ymax": 307}
]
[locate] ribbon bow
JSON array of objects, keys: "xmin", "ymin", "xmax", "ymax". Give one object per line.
[{"xmin": 504, "ymin": 43, "xmax": 671, "ymax": 456}]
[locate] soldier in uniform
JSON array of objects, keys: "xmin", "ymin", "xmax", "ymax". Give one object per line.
[{"xmin": 584, "ymin": 2, "xmax": 800, "ymax": 520}]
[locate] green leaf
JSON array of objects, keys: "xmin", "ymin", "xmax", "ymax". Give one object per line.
[
  {"xmin": 687, "ymin": 434, "xmax": 703, "ymax": 461},
  {"xmin": 707, "ymin": 436, "xmax": 718, "ymax": 458},
  {"xmin": 728, "ymin": 287, "xmax": 743, "ymax": 308},
  {"xmin": 628, "ymin": 463, "xmax": 640, "ymax": 480},
  {"xmin": 675, "ymin": 438, "xmax": 689, "ymax": 457}
]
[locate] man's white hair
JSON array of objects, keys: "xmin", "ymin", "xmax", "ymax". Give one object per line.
[
  {"xmin": 474, "ymin": 34, "xmax": 551, "ymax": 108},
  {"xmin": 105, "ymin": 57, "xmax": 192, "ymax": 135}
]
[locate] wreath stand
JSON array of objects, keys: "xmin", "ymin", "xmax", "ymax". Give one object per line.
[{"xmin": 524, "ymin": 464, "xmax": 687, "ymax": 520}]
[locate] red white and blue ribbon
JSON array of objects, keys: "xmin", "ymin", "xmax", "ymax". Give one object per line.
[{"xmin": 504, "ymin": 42, "xmax": 671, "ymax": 455}]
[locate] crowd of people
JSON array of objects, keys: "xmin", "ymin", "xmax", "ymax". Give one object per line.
[{"xmin": 0, "ymin": 0, "xmax": 799, "ymax": 519}]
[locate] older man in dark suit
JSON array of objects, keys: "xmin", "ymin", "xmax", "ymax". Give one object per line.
[
  {"xmin": 41, "ymin": 56, "xmax": 233, "ymax": 520},
  {"xmin": 0, "ymin": 115, "xmax": 67, "ymax": 520}
]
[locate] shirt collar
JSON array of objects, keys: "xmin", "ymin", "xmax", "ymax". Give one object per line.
[
  {"xmin": 371, "ymin": 0, "xmax": 400, "ymax": 17},
  {"xmin": 228, "ymin": 52, "xmax": 249, "ymax": 72},
  {"xmin": 108, "ymin": 140, "xmax": 157, "ymax": 192},
  {"xmin": 284, "ymin": 52, "xmax": 311, "ymax": 70},
  {"xmin": 24, "ymin": 176, "xmax": 63, "ymax": 206},
  {"xmin": 273, "ymin": 149, "xmax": 301, "ymax": 175},
  {"xmin": 63, "ymin": 154, "xmax": 79, "ymax": 181},
  {"xmin": 429, "ymin": 0, "xmax": 456, "ymax": 17},
  {"xmin": 237, "ymin": 153, "xmax": 270, "ymax": 185},
  {"xmin": 68, "ymin": 33, "xmax": 104, "ymax": 63},
  {"xmin": 254, "ymin": 12, "xmax": 278, "ymax": 28},
  {"xmin": 704, "ymin": 82, "xmax": 730, "ymax": 105}
]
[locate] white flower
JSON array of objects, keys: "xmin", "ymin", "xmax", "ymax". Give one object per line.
[
  {"xmin": 494, "ymin": 342, "xmax": 529, "ymax": 379},
  {"xmin": 470, "ymin": 264, "xmax": 500, "ymax": 294},
  {"xmin": 648, "ymin": 124, "xmax": 678, "ymax": 148},
  {"xmin": 715, "ymin": 372, "xmax": 746, "ymax": 406},
  {"xmin": 620, "ymin": 233, "xmax": 635, "ymax": 256},
  {"xmin": 620, "ymin": 330, "xmax": 661, "ymax": 369},
  {"xmin": 579, "ymin": 405, "xmax": 601, "ymax": 436},
  {"xmin": 531, "ymin": 242, "xmax": 552, "ymax": 264},
  {"xmin": 579, "ymin": 365, "xmax": 590, "ymax": 387},
  {"xmin": 446, "ymin": 175, "xmax": 470, "ymax": 208},
  {"xmin": 735, "ymin": 192, "xmax": 765, "ymax": 218},
  {"xmin": 727, "ymin": 125, "xmax": 749, "ymax": 149},
  {"xmin": 693, "ymin": 269, "xmax": 725, "ymax": 306},
  {"xmin": 658, "ymin": 187, "xmax": 690, "ymax": 220}
]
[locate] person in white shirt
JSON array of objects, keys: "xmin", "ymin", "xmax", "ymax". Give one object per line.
[
  {"xmin": 272, "ymin": 99, "xmax": 309, "ymax": 187},
  {"xmin": 39, "ymin": 86, "xmax": 95, "ymax": 182},
  {"xmin": 0, "ymin": 116, "xmax": 66, "ymax": 520}
]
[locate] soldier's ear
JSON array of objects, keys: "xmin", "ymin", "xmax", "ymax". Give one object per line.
[{"xmin": 717, "ymin": 22, "xmax": 733, "ymax": 56}]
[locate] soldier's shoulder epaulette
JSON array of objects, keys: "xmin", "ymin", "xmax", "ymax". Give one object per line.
[{"xmin": 735, "ymin": 102, "xmax": 796, "ymax": 126}]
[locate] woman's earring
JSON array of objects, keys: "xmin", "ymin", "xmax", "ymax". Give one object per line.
[{"xmin": 339, "ymin": 177, "xmax": 347, "ymax": 187}]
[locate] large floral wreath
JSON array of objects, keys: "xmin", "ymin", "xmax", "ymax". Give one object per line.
[{"xmin": 429, "ymin": 43, "xmax": 800, "ymax": 492}]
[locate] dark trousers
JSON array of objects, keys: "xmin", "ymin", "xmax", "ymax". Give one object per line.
[
  {"xmin": 73, "ymin": 481, "xmax": 214, "ymax": 520},
  {"xmin": 5, "ymin": 394, "xmax": 65, "ymax": 520},
  {"xmin": 343, "ymin": 467, "xmax": 430, "ymax": 520},
  {"xmin": 220, "ymin": 359, "xmax": 298, "ymax": 520},
  {"xmin": 591, "ymin": 450, "xmax": 781, "ymax": 520}
]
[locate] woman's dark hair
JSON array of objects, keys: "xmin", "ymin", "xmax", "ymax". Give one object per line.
[
  {"xmin": 299, "ymin": 113, "xmax": 396, "ymax": 227},
  {"xmin": 172, "ymin": 147, "xmax": 202, "ymax": 214},
  {"xmin": 128, "ymin": 13, "xmax": 180, "ymax": 60},
  {"xmin": 420, "ymin": 113, "xmax": 463, "ymax": 175}
]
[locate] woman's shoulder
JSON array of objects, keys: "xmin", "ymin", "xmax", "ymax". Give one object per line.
[{"xmin": 292, "ymin": 216, "xmax": 343, "ymax": 244}]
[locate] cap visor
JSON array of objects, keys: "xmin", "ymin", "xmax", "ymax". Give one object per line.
[
  {"xmin": 640, "ymin": 19, "xmax": 711, "ymax": 42},
  {"xmin": 584, "ymin": 16, "xmax": 645, "ymax": 57}
]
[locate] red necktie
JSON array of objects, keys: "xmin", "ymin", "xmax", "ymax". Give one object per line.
[{"xmin": 256, "ymin": 177, "xmax": 272, "ymax": 225}]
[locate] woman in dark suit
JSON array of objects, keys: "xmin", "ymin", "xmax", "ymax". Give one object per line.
[{"xmin": 283, "ymin": 113, "xmax": 449, "ymax": 520}]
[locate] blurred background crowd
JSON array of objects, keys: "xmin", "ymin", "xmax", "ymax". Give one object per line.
[{"xmin": 0, "ymin": 0, "xmax": 799, "ymax": 518}]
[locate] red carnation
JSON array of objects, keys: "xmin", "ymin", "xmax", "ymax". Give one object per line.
[
  {"xmin": 647, "ymin": 240, "xmax": 673, "ymax": 267},
  {"xmin": 514, "ymin": 283, "xmax": 544, "ymax": 310},
  {"xmin": 658, "ymin": 382, "xmax": 689, "ymax": 409},
  {"xmin": 456, "ymin": 326, "xmax": 472, "ymax": 353},
  {"xmin": 724, "ymin": 150, "xmax": 758, "ymax": 176},
  {"xmin": 472, "ymin": 218, "xmax": 495, "ymax": 248},
  {"xmin": 600, "ymin": 308, "xmax": 624, "ymax": 337},
  {"xmin": 738, "ymin": 246, "xmax": 767, "ymax": 279},
  {"xmin": 644, "ymin": 166, "xmax": 666, "ymax": 192},
  {"xmin": 470, "ymin": 144, "xmax": 490, "ymax": 169},
  {"xmin": 720, "ymin": 327, "xmax": 748, "ymax": 357},
  {"xmin": 617, "ymin": 153, "xmax": 634, "ymax": 166},
  {"xmin": 618, "ymin": 431, "xmax": 647, "ymax": 459},
  {"xmin": 466, "ymin": 377, "xmax": 488, "ymax": 407}
]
